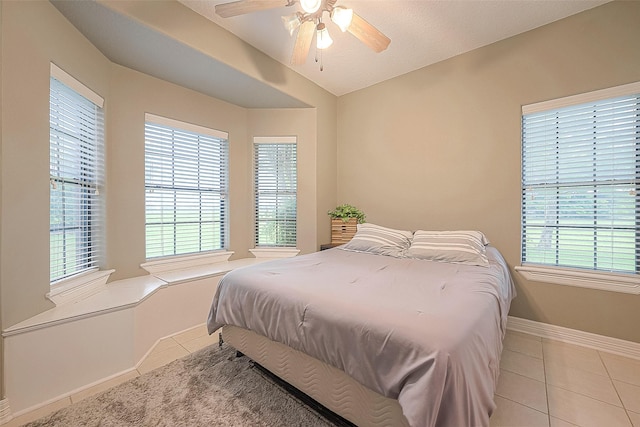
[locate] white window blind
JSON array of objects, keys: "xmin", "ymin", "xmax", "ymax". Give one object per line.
[
  {"xmin": 521, "ymin": 87, "xmax": 640, "ymax": 275},
  {"xmin": 50, "ymin": 75, "xmax": 104, "ymax": 283},
  {"xmin": 254, "ymin": 138, "xmax": 297, "ymax": 247},
  {"xmin": 145, "ymin": 114, "xmax": 228, "ymax": 259}
]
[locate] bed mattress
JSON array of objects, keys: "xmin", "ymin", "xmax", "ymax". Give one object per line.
[{"xmin": 209, "ymin": 247, "xmax": 514, "ymax": 426}]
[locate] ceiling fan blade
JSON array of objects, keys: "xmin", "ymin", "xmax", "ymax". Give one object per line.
[
  {"xmin": 215, "ymin": 0, "xmax": 291, "ymax": 18},
  {"xmin": 291, "ymin": 20, "xmax": 315, "ymax": 65},
  {"xmin": 347, "ymin": 12, "xmax": 390, "ymax": 53}
]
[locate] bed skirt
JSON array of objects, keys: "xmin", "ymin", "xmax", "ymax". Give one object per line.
[{"xmin": 222, "ymin": 325, "xmax": 410, "ymax": 427}]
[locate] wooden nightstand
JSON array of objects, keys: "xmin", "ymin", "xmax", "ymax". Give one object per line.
[{"xmin": 320, "ymin": 243, "xmax": 341, "ymax": 251}]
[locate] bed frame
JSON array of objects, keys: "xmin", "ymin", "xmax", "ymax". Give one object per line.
[{"xmin": 221, "ymin": 324, "xmax": 410, "ymax": 427}]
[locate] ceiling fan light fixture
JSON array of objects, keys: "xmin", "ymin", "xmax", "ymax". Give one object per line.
[
  {"xmin": 330, "ymin": 6, "xmax": 353, "ymax": 32},
  {"xmin": 316, "ymin": 22, "xmax": 333, "ymax": 49},
  {"xmin": 282, "ymin": 13, "xmax": 302, "ymax": 36},
  {"xmin": 214, "ymin": 0, "xmax": 391, "ymax": 69},
  {"xmin": 300, "ymin": 0, "xmax": 321, "ymax": 14}
]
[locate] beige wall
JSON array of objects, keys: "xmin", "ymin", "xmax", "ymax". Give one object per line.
[
  {"xmin": 106, "ymin": 64, "xmax": 250, "ymax": 280},
  {"xmin": 0, "ymin": 0, "xmax": 112, "ymax": 325},
  {"xmin": 0, "ymin": 1, "xmax": 337, "ymax": 331},
  {"xmin": 248, "ymin": 109, "xmax": 319, "ymax": 254},
  {"xmin": 2, "ymin": 0, "xmax": 638, "ymax": 400},
  {"xmin": 0, "ymin": 0, "xmax": 3, "ymax": 398},
  {"xmin": 337, "ymin": 1, "xmax": 640, "ymax": 343},
  {"xmin": 101, "ymin": 0, "xmax": 338, "ymax": 247},
  {"xmin": 107, "ymin": 72, "xmax": 321, "ymax": 279}
]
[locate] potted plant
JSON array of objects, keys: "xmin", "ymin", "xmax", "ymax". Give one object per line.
[{"xmin": 327, "ymin": 204, "xmax": 366, "ymax": 244}]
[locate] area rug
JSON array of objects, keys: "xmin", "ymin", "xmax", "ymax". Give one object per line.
[{"xmin": 23, "ymin": 344, "xmax": 336, "ymax": 426}]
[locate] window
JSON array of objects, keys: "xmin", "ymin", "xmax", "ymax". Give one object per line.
[
  {"xmin": 254, "ymin": 137, "xmax": 297, "ymax": 247},
  {"xmin": 144, "ymin": 114, "xmax": 228, "ymax": 259},
  {"xmin": 521, "ymin": 83, "xmax": 640, "ymax": 276},
  {"xmin": 49, "ymin": 66, "xmax": 105, "ymax": 283}
]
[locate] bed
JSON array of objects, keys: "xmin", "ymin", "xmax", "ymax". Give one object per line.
[{"xmin": 207, "ymin": 226, "xmax": 515, "ymax": 427}]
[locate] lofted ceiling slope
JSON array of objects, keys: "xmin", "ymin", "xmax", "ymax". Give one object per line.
[{"xmin": 52, "ymin": 0, "xmax": 610, "ymax": 108}]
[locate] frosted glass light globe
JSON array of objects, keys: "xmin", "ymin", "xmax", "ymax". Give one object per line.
[{"xmin": 300, "ymin": 0, "xmax": 321, "ymax": 14}]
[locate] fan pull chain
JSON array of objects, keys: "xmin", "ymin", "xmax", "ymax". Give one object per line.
[{"xmin": 314, "ymin": 44, "xmax": 324, "ymax": 71}]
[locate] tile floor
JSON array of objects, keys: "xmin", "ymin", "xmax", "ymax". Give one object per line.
[
  {"xmin": 6, "ymin": 328, "xmax": 640, "ymax": 427},
  {"xmin": 492, "ymin": 330, "xmax": 640, "ymax": 427}
]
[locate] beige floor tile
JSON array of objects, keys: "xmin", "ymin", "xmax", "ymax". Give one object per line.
[
  {"xmin": 601, "ymin": 353, "xmax": 640, "ymax": 387},
  {"xmin": 152, "ymin": 337, "xmax": 182, "ymax": 353},
  {"xmin": 507, "ymin": 330, "xmax": 542, "ymax": 342},
  {"xmin": 545, "ymin": 361, "xmax": 622, "ymax": 407},
  {"xmin": 496, "ymin": 369, "xmax": 548, "ymax": 413},
  {"xmin": 614, "ymin": 381, "xmax": 640, "ymax": 413},
  {"xmin": 491, "ymin": 395, "xmax": 549, "ymax": 427},
  {"xmin": 543, "ymin": 340, "xmax": 608, "ymax": 377},
  {"xmin": 180, "ymin": 333, "xmax": 218, "ymax": 353},
  {"xmin": 172, "ymin": 324, "xmax": 209, "ymax": 345},
  {"xmin": 549, "ymin": 417, "xmax": 578, "ymax": 427},
  {"xmin": 501, "ymin": 348, "xmax": 546, "ymax": 382},
  {"xmin": 4, "ymin": 397, "xmax": 71, "ymax": 427},
  {"xmin": 628, "ymin": 410, "xmax": 640, "ymax": 427},
  {"xmin": 504, "ymin": 332, "xmax": 544, "ymax": 359},
  {"xmin": 70, "ymin": 370, "xmax": 140, "ymax": 403},
  {"xmin": 137, "ymin": 344, "xmax": 189, "ymax": 375},
  {"xmin": 547, "ymin": 385, "xmax": 632, "ymax": 427}
]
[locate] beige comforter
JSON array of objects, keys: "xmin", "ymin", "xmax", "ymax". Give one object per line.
[{"xmin": 208, "ymin": 247, "xmax": 514, "ymax": 427}]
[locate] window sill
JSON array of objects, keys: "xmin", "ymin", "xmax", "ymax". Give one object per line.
[
  {"xmin": 515, "ymin": 265, "xmax": 640, "ymax": 295},
  {"xmin": 250, "ymin": 248, "xmax": 300, "ymax": 258},
  {"xmin": 141, "ymin": 251, "xmax": 278, "ymax": 285},
  {"xmin": 147, "ymin": 258, "xmax": 273, "ymax": 286},
  {"xmin": 47, "ymin": 269, "xmax": 116, "ymax": 306},
  {"xmin": 141, "ymin": 251, "xmax": 234, "ymax": 275}
]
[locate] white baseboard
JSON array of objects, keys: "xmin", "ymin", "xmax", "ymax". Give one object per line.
[
  {"xmin": 0, "ymin": 399, "xmax": 12, "ymax": 424},
  {"xmin": 508, "ymin": 316, "xmax": 640, "ymax": 360}
]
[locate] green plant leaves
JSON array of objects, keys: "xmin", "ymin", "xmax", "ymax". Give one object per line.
[{"xmin": 327, "ymin": 204, "xmax": 366, "ymax": 223}]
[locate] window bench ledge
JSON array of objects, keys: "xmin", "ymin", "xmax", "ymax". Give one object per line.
[
  {"xmin": 150, "ymin": 257, "xmax": 277, "ymax": 285},
  {"xmin": 2, "ymin": 257, "xmax": 272, "ymax": 337}
]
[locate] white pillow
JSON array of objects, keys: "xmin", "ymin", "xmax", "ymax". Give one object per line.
[
  {"xmin": 406, "ymin": 230, "xmax": 489, "ymax": 267},
  {"xmin": 340, "ymin": 223, "xmax": 413, "ymax": 258}
]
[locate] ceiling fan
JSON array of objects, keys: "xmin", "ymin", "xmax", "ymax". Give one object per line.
[{"xmin": 214, "ymin": 0, "xmax": 391, "ymax": 67}]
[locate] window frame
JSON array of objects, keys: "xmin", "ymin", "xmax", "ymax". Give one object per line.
[
  {"xmin": 253, "ymin": 136, "xmax": 298, "ymax": 249},
  {"xmin": 48, "ymin": 64, "xmax": 112, "ymax": 304},
  {"xmin": 517, "ymin": 81, "xmax": 640, "ymax": 294},
  {"xmin": 144, "ymin": 113, "xmax": 229, "ymax": 260}
]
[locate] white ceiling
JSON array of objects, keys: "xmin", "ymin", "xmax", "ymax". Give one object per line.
[
  {"xmin": 179, "ymin": 0, "xmax": 610, "ymax": 96},
  {"xmin": 52, "ymin": 0, "xmax": 610, "ymax": 108}
]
